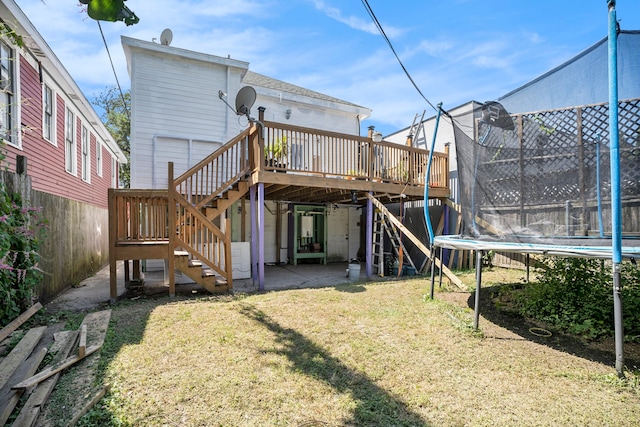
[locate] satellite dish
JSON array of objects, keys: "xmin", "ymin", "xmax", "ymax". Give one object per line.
[
  {"xmin": 481, "ymin": 101, "xmax": 515, "ymax": 131},
  {"xmin": 235, "ymin": 86, "xmax": 257, "ymax": 117},
  {"xmin": 160, "ymin": 28, "xmax": 173, "ymax": 46}
]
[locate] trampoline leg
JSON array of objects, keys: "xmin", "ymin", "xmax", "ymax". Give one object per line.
[
  {"xmin": 430, "ymin": 247, "xmax": 436, "ymax": 299},
  {"xmin": 526, "ymin": 254, "xmax": 530, "ymax": 283},
  {"xmin": 613, "ymin": 263, "xmax": 624, "ymax": 376},
  {"xmin": 438, "ymin": 246, "xmax": 443, "ymax": 287},
  {"xmin": 474, "ymin": 250, "xmax": 482, "ymax": 330}
]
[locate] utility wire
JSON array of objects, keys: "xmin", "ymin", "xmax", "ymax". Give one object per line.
[
  {"xmin": 360, "ymin": 0, "xmax": 443, "ymax": 116},
  {"xmin": 97, "ymin": 21, "xmax": 130, "ymax": 119}
]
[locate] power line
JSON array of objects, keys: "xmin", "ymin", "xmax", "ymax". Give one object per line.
[
  {"xmin": 97, "ymin": 21, "xmax": 129, "ymax": 119},
  {"xmin": 360, "ymin": 0, "xmax": 441, "ymax": 114}
]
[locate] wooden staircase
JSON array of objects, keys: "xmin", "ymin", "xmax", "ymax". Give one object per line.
[
  {"xmin": 174, "ymin": 251, "xmax": 228, "ymax": 293},
  {"xmin": 167, "ymin": 127, "xmax": 255, "ymax": 295},
  {"xmin": 174, "ymin": 180, "xmax": 249, "ymax": 292},
  {"xmin": 203, "ymin": 181, "xmax": 249, "ymax": 220},
  {"xmin": 108, "ymin": 125, "xmax": 258, "ymax": 298}
]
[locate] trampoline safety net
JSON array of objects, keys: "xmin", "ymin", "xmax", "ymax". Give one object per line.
[{"xmin": 452, "ymin": 98, "xmax": 640, "ymax": 251}]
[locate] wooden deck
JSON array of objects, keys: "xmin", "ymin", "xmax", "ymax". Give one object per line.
[
  {"xmin": 109, "ymin": 117, "xmax": 450, "ymax": 299},
  {"xmin": 253, "ymin": 113, "xmax": 449, "ymax": 204}
]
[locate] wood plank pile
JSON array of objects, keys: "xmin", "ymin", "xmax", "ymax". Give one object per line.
[{"xmin": 0, "ymin": 304, "xmax": 111, "ymax": 426}]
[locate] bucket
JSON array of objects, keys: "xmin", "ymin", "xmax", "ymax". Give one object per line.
[{"xmin": 348, "ymin": 258, "xmax": 361, "ymax": 280}]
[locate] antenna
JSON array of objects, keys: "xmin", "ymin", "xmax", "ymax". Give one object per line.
[
  {"xmin": 480, "ymin": 101, "xmax": 514, "ymax": 131},
  {"xmin": 218, "ymin": 86, "xmax": 264, "ymax": 136},
  {"xmin": 235, "ymin": 86, "xmax": 257, "ymax": 118},
  {"xmin": 160, "ymin": 28, "xmax": 173, "ymax": 46}
]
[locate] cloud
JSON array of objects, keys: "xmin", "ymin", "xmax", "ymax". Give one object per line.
[
  {"xmin": 523, "ymin": 31, "xmax": 542, "ymax": 44},
  {"xmin": 308, "ymin": 0, "xmax": 403, "ymax": 38},
  {"xmin": 399, "ymin": 38, "xmax": 454, "ymax": 61}
]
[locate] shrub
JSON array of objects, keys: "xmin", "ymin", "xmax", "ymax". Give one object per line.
[
  {"xmin": 0, "ymin": 183, "xmax": 46, "ymax": 326},
  {"xmin": 514, "ymin": 257, "xmax": 640, "ymax": 340}
]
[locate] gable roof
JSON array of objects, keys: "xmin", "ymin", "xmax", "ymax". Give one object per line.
[{"xmin": 243, "ymin": 71, "xmax": 366, "ymax": 110}]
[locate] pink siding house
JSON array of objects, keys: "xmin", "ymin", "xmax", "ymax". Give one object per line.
[{"xmin": 1, "ymin": 0, "xmax": 127, "ymax": 302}]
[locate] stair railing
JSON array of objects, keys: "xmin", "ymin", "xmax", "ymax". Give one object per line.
[{"xmin": 169, "ymin": 125, "xmax": 258, "ymax": 286}]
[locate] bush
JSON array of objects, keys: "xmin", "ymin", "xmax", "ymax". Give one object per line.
[
  {"xmin": 514, "ymin": 257, "xmax": 640, "ymax": 340},
  {"xmin": 0, "ymin": 182, "xmax": 46, "ymax": 326}
]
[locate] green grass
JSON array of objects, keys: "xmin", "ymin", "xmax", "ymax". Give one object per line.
[{"xmin": 50, "ymin": 273, "xmax": 640, "ymax": 426}]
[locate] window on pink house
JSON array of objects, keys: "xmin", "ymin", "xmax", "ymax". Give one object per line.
[
  {"xmin": 0, "ymin": 40, "xmax": 16, "ymax": 146},
  {"xmin": 82, "ymin": 125, "xmax": 90, "ymax": 182},
  {"xmin": 65, "ymin": 107, "xmax": 77, "ymax": 175},
  {"xmin": 43, "ymin": 84, "xmax": 55, "ymax": 144}
]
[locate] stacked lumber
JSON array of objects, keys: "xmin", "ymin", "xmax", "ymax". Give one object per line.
[{"xmin": 0, "ymin": 305, "xmax": 111, "ymax": 426}]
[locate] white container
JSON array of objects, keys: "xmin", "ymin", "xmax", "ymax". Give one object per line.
[{"xmin": 348, "ymin": 261, "xmax": 361, "ymax": 280}]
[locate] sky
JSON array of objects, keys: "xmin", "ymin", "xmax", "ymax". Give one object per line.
[{"xmin": 13, "ymin": 0, "xmax": 640, "ymax": 137}]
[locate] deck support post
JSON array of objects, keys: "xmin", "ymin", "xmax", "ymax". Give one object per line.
[
  {"xmin": 168, "ymin": 162, "xmax": 176, "ymax": 297},
  {"xmin": 108, "ymin": 188, "xmax": 117, "ymax": 304},
  {"xmin": 250, "ymin": 185, "xmax": 258, "ymax": 288},
  {"xmin": 366, "ymin": 192, "xmax": 373, "ymax": 278},
  {"xmin": 109, "ymin": 261, "xmax": 117, "ymax": 304},
  {"xmin": 258, "ymin": 183, "xmax": 265, "ymax": 290}
]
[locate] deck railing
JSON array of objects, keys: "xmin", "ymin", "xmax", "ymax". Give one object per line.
[
  {"xmin": 109, "ymin": 189, "xmax": 170, "ymax": 243},
  {"xmin": 169, "ymin": 129, "xmax": 255, "ymax": 285},
  {"xmin": 259, "ymin": 119, "xmax": 449, "ymax": 188},
  {"xmin": 174, "ymin": 127, "xmax": 252, "ymax": 208}
]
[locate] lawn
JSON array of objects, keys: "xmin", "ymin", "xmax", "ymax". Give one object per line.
[{"xmin": 50, "ymin": 270, "xmax": 640, "ymax": 426}]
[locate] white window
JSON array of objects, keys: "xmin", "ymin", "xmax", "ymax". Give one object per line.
[
  {"xmin": 0, "ymin": 39, "xmax": 18, "ymax": 147},
  {"xmin": 43, "ymin": 84, "xmax": 55, "ymax": 144},
  {"xmin": 81, "ymin": 125, "xmax": 90, "ymax": 182},
  {"xmin": 96, "ymin": 140, "xmax": 103, "ymax": 177},
  {"xmin": 111, "ymin": 157, "xmax": 117, "ymax": 187},
  {"xmin": 65, "ymin": 107, "xmax": 77, "ymax": 175}
]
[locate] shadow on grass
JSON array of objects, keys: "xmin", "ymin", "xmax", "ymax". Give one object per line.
[
  {"xmin": 469, "ymin": 286, "xmax": 640, "ymax": 369},
  {"xmin": 239, "ymin": 304, "xmax": 429, "ymax": 427},
  {"xmin": 335, "ymin": 283, "xmax": 368, "ymax": 293}
]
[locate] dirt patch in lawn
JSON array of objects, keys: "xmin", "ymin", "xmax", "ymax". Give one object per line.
[{"xmin": 438, "ymin": 279, "xmax": 640, "ymax": 370}]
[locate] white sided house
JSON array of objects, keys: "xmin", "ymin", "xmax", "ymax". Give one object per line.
[{"xmin": 122, "ymin": 35, "xmax": 372, "ymax": 274}]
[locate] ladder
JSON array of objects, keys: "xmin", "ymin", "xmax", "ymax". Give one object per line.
[
  {"xmin": 407, "ymin": 110, "xmax": 426, "ymax": 149},
  {"xmin": 372, "ymin": 209, "xmax": 416, "ymax": 276}
]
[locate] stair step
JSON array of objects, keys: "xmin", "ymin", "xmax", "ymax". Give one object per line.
[{"xmin": 189, "ymin": 259, "xmax": 203, "ymax": 268}]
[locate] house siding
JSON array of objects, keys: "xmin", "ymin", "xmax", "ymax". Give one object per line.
[
  {"xmin": 2, "ymin": 54, "xmax": 116, "ymax": 209},
  {"xmin": 124, "ymin": 36, "xmax": 370, "ymax": 265},
  {"xmin": 128, "ymin": 46, "xmax": 245, "ymax": 189}
]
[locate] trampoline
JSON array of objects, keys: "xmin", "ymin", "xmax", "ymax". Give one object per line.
[{"xmin": 425, "ymin": 3, "xmax": 639, "ymax": 374}]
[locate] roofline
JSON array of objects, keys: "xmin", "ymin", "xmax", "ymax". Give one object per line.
[
  {"xmin": 121, "ymin": 36, "xmax": 250, "ymax": 72},
  {"xmin": 2, "ymin": 0, "xmax": 127, "ymax": 163},
  {"xmin": 244, "ymin": 70, "xmax": 370, "ymax": 111},
  {"xmin": 120, "ymin": 37, "xmax": 370, "ymax": 119}
]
